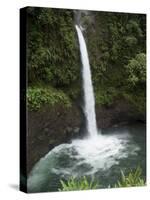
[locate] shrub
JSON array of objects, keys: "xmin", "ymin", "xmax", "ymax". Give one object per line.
[
  {"xmin": 125, "ymin": 53, "xmax": 146, "ymax": 87},
  {"xmin": 59, "ymin": 176, "xmax": 98, "ymax": 191},
  {"xmin": 27, "ymin": 86, "xmax": 71, "ymax": 110}
]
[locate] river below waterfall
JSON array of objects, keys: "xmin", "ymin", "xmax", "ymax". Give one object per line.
[{"xmin": 27, "ymin": 123, "xmax": 146, "ymax": 193}]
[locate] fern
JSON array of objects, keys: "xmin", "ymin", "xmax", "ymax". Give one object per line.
[
  {"xmin": 115, "ymin": 166, "xmax": 145, "ymax": 187},
  {"xmin": 59, "ymin": 176, "xmax": 98, "ymax": 191}
]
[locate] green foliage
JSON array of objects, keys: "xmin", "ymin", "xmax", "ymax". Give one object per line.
[
  {"xmin": 115, "ymin": 167, "xmax": 145, "ymax": 188},
  {"xmin": 58, "ymin": 167, "xmax": 145, "ymax": 191},
  {"xmin": 59, "ymin": 176, "xmax": 98, "ymax": 191},
  {"xmin": 95, "ymin": 87, "xmax": 118, "ymax": 106},
  {"xmin": 122, "ymin": 53, "xmax": 146, "ymax": 114},
  {"xmin": 86, "ymin": 13, "xmax": 146, "ymax": 86},
  {"xmin": 125, "ymin": 36, "xmax": 137, "ymax": 46},
  {"xmin": 125, "ymin": 53, "xmax": 146, "ymax": 87},
  {"xmin": 27, "ymin": 7, "xmax": 80, "ymax": 87},
  {"xmin": 26, "ymin": 7, "xmax": 146, "ymax": 114},
  {"xmin": 27, "ymin": 86, "xmax": 71, "ymax": 111}
]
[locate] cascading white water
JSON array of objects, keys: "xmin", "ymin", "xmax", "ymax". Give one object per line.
[{"xmin": 75, "ymin": 25, "xmax": 98, "ymax": 138}]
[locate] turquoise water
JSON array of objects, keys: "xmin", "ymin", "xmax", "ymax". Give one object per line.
[{"xmin": 27, "ymin": 123, "xmax": 146, "ymax": 193}]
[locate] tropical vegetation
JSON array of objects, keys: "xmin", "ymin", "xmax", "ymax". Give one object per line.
[{"xmin": 26, "ymin": 7, "xmax": 146, "ymax": 114}]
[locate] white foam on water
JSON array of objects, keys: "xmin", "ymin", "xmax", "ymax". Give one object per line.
[{"xmin": 28, "ymin": 131, "xmax": 140, "ymax": 192}]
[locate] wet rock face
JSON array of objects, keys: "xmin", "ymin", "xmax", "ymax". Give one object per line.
[
  {"xmin": 27, "ymin": 100, "xmax": 145, "ymax": 174},
  {"xmin": 27, "ymin": 104, "xmax": 82, "ymax": 174},
  {"xmin": 96, "ymin": 99, "xmax": 146, "ymax": 129}
]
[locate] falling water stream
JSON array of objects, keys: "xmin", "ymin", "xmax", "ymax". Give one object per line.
[
  {"xmin": 75, "ymin": 25, "xmax": 98, "ymax": 138},
  {"xmin": 27, "ymin": 25, "xmax": 146, "ymax": 193}
]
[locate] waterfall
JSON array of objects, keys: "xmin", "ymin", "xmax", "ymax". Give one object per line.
[{"xmin": 75, "ymin": 25, "xmax": 98, "ymax": 138}]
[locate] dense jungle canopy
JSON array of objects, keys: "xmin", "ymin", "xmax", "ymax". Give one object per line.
[{"xmin": 26, "ymin": 7, "xmax": 146, "ymax": 115}]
